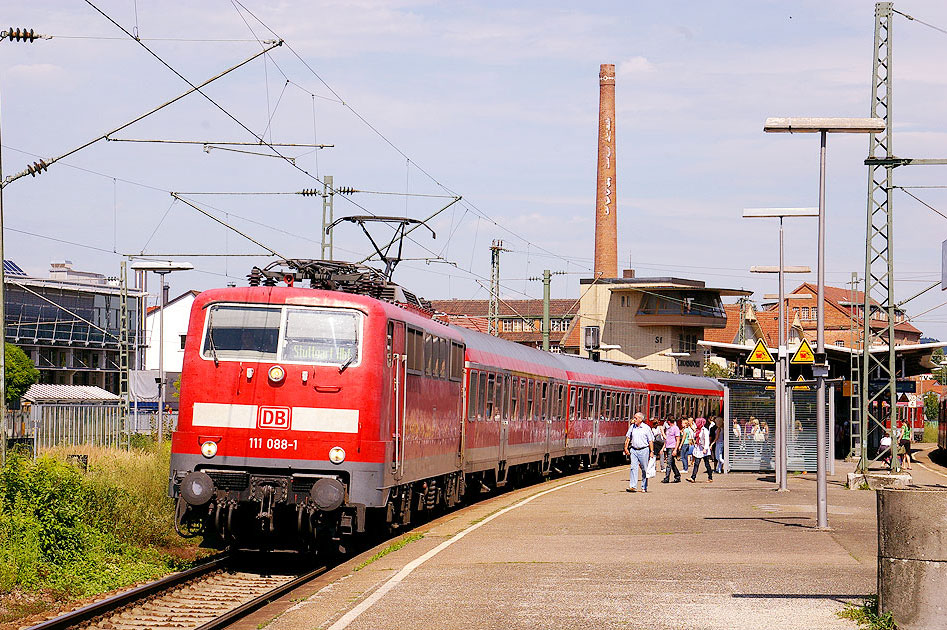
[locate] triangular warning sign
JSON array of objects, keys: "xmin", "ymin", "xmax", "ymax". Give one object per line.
[
  {"xmin": 790, "ymin": 338, "xmax": 815, "ymax": 364},
  {"xmin": 746, "ymin": 339, "xmax": 775, "ymax": 365},
  {"xmin": 765, "ymin": 375, "xmax": 776, "ymax": 390},
  {"xmin": 793, "ymin": 375, "xmax": 811, "ymax": 390}
]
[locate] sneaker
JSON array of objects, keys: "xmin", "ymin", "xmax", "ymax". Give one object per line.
[
  {"xmin": 707, "ymin": 479, "xmax": 714, "ymax": 483},
  {"xmin": 626, "ymin": 488, "xmax": 637, "ymax": 493},
  {"xmin": 673, "ymin": 478, "xmax": 682, "ymax": 483},
  {"xmin": 642, "ymin": 488, "xmax": 648, "ymax": 493},
  {"xmin": 687, "ymin": 478, "xmax": 696, "ymax": 483},
  {"xmin": 661, "ymin": 479, "xmax": 670, "ymax": 484}
]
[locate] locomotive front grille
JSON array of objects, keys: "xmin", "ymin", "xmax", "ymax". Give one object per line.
[{"xmin": 206, "ymin": 470, "xmax": 250, "ymax": 491}]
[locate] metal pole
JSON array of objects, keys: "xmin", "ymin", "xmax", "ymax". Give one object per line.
[
  {"xmin": 542, "ymin": 269, "xmax": 551, "ymax": 351},
  {"xmin": 777, "ymin": 218, "xmax": 787, "ymax": 491},
  {"xmin": 0, "ymin": 94, "xmax": 6, "ymax": 466},
  {"xmin": 816, "ymin": 130, "xmax": 829, "ymax": 529},
  {"xmin": 157, "ymin": 272, "xmax": 166, "ymax": 444}
]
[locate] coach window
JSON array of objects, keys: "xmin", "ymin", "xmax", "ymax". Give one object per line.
[
  {"xmin": 467, "ymin": 371, "xmax": 479, "ymax": 421},
  {"xmin": 449, "ymin": 342, "xmax": 464, "ymax": 381},
  {"xmin": 386, "ymin": 322, "xmax": 394, "ymax": 367},
  {"xmin": 527, "ymin": 380, "xmax": 535, "ymax": 421},
  {"xmin": 485, "ymin": 374, "xmax": 496, "ymax": 420},
  {"xmin": 540, "ymin": 382, "xmax": 548, "ymax": 421},
  {"xmin": 477, "ymin": 371, "xmax": 487, "ymax": 420},
  {"xmin": 511, "ymin": 378, "xmax": 520, "ymax": 420},
  {"xmin": 423, "ymin": 334, "xmax": 432, "ymax": 376},
  {"xmin": 520, "ymin": 379, "xmax": 528, "ymax": 421}
]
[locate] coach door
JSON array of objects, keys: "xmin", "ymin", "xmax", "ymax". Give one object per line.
[{"xmin": 389, "ymin": 321, "xmax": 407, "ymax": 479}]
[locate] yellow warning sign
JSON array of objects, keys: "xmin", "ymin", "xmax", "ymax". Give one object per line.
[
  {"xmin": 765, "ymin": 375, "xmax": 776, "ymax": 390},
  {"xmin": 746, "ymin": 339, "xmax": 775, "ymax": 365},
  {"xmin": 793, "ymin": 375, "xmax": 811, "ymax": 391},
  {"xmin": 790, "ymin": 339, "xmax": 815, "ymax": 365}
]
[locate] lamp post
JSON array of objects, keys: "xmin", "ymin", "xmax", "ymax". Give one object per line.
[
  {"xmin": 746, "ymin": 208, "xmax": 817, "ymax": 491},
  {"xmin": 764, "ymin": 117, "xmax": 885, "ymax": 529},
  {"xmin": 131, "ymin": 261, "xmax": 193, "ymax": 444}
]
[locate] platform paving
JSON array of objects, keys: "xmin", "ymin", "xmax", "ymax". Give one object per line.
[{"xmin": 241, "ymin": 447, "xmax": 947, "ymax": 630}]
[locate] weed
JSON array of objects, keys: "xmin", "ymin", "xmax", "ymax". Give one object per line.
[
  {"xmin": 837, "ymin": 596, "xmax": 896, "ymax": 630},
  {"xmin": 354, "ymin": 534, "xmax": 424, "ymax": 571}
]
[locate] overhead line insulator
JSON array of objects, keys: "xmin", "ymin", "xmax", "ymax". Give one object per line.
[
  {"xmin": 299, "ymin": 189, "xmax": 321, "ymax": 197},
  {"xmin": 3, "ymin": 28, "xmax": 41, "ymax": 42},
  {"xmin": 27, "ymin": 160, "xmax": 49, "ymax": 177},
  {"xmin": 335, "ymin": 187, "xmax": 357, "ymax": 195}
]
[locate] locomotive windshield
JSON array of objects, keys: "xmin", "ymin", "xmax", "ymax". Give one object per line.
[{"xmin": 201, "ymin": 303, "xmax": 360, "ymax": 366}]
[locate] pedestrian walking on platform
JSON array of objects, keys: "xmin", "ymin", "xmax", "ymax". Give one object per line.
[
  {"xmin": 688, "ymin": 417, "xmax": 714, "ymax": 483},
  {"xmin": 680, "ymin": 417, "xmax": 695, "ymax": 472},
  {"xmin": 623, "ymin": 412, "xmax": 654, "ymax": 493},
  {"xmin": 652, "ymin": 419, "xmax": 666, "ymax": 472},
  {"xmin": 711, "ymin": 416, "xmax": 725, "ymax": 473},
  {"xmin": 898, "ymin": 418, "xmax": 912, "ymax": 471},
  {"xmin": 661, "ymin": 417, "xmax": 682, "ymax": 483}
]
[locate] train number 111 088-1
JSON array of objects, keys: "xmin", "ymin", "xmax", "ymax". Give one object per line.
[{"xmin": 249, "ymin": 437, "xmax": 298, "ymax": 450}]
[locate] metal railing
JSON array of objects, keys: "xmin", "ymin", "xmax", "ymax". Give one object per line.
[{"xmin": 1, "ymin": 405, "xmax": 178, "ymax": 462}]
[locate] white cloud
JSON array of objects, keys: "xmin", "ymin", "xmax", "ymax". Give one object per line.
[
  {"xmin": 618, "ymin": 56, "xmax": 656, "ymax": 76},
  {"xmin": 5, "ymin": 63, "xmax": 67, "ymax": 83}
]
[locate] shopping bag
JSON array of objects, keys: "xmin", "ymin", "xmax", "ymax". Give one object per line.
[{"xmin": 646, "ymin": 456, "xmax": 656, "ymax": 478}]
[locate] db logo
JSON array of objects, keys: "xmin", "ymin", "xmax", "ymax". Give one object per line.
[{"xmin": 258, "ymin": 406, "xmax": 291, "ymax": 430}]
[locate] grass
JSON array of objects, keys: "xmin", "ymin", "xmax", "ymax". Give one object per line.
[
  {"xmin": 837, "ymin": 596, "xmax": 896, "ymax": 630},
  {"xmin": 354, "ymin": 533, "xmax": 424, "ymax": 571},
  {"xmin": 922, "ymin": 422, "xmax": 938, "ymax": 444},
  {"xmin": 0, "ymin": 442, "xmax": 204, "ymax": 624}
]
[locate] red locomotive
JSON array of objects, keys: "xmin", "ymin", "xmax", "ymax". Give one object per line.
[{"xmin": 169, "ymin": 261, "xmax": 723, "ymax": 549}]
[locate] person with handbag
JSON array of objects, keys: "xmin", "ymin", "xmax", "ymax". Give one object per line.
[
  {"xmin": 688, "ymin": 417, "xmax": 714, "ymax": 483},
  {"xmin": 661, "ymin": 417, "xmax": 682, "ymax": 483},
  {"xmin": 623, "ymin": 412, "xmax": 654, "ymax": 493},
  {"xmin": 652, "ymin": 418, "xmax": 666, "ymax": 472}
]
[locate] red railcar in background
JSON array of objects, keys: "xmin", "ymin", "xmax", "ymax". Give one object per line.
[{"xmin": 170, "ymin": 285, "xmax": 723, "ymax": 550}]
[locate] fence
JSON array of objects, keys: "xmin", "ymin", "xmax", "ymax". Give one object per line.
[
  {"xmin": 723, "ymin": 379, "xmax": 833, "ymax": 473},
  {"xmin": 1, "ymin": 405, "xmax": 178, "ymax": 461}
]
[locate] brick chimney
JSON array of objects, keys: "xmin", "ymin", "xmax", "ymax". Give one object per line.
[{"xmin": 594, "ymin": 63, "xmax": 618, "ymax": 279}]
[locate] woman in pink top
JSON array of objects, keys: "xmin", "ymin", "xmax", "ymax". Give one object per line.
[{"xmin": 661, "ymin": 418, "xmax": 682, "ymax": 483}]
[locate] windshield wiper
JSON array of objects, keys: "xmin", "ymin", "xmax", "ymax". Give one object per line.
[
  {"xmin": 207, "ymin": 309, "xmax": 220, "ymax": 367},
  {"xmin": 338, "ymin": 354, "xmax": 355, "ymax": 374}
]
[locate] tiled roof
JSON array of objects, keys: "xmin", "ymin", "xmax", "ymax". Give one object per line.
[
  {"xmin": 559, "ymin": 317, "xmax": 582, "ymax": 349},
  {"xmin": 703, "ymin": 304, "xmax": 742, "ymax": 344},
  {"xmin": 789, "ymin": 283, "xmax": 922, "ymax": 336},
  {"xmin": 430, "ymin": 298, "xmax": 579, "ymax": 318},
  {"xmin": 22, "ymin": 384, "xmax": 120, "ymax": 403},
  {"xmin": 440, "ymin": 314, "xmax": 490, "ymax": 334}
]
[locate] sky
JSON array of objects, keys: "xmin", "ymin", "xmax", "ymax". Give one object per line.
[{"xmin": 2, "ymin": 1, "xmax": 947, "ymax": 339}]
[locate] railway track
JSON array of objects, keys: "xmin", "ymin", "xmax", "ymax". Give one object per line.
[{"xmin": 27, "ymin": 553, "xmax": 326, "ymax": 630}]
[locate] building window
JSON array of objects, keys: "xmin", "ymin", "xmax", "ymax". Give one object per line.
[
  {"xmin": 802, "ymin": 307, "xmax": 811, "ymax": 320},
  {"xmin": 502, "ymin": 319, "xmax": 513, "ymax": 332},
  {"xmin": 512, "ymin": 319, "xmax": 522, "ymax": 332},
  {"xmin": 677, "ymin": 333, "xmax": 698, "ymax": 353},
  {"xmin": 836, "ymin": 340, "xmax": 845, "ymax": 347},
  {"xmin": 180, "ymin": 334, "xmax": 187, "ymax": 350}
]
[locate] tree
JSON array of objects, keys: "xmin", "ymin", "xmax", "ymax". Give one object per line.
[
  {"xmin": 704, "ymin": 361, "xmax": 734, "ymax": 379},
  {"xmin": 924, "ymin": 391, "xmax": 940, "ymax": 422},
  {"xmin": 933, "ymin": 348, "xmax": 947, "ymax": 386},
  {"xmin": 5, "ymin": 343, "xmax": 39, "ymax": 405}
]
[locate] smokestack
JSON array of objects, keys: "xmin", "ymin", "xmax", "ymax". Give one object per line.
[{"xmin": 594, "ymin": 63, "xmax": 618, "ymax": 279}]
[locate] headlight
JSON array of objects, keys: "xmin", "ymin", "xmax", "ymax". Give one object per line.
[
  {"xmin": 268, "ymin": 365, "xmax": 285, "ymax": 383},
  {"xmin": 328, "ymin": 446, "xmax": 345, "ymax": 464},
  {"xmin": 201, "ymin": 440, "xmax": 218, "ymax": 458}
]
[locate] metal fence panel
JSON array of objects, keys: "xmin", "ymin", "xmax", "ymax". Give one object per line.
[{"xmin": 724, "ymin": 380, "xmax": 830, "ymax": 472}]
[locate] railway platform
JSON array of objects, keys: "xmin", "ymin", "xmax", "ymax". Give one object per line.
[{"xmin": 237, "ymin": 448, "xmax": 947, "ymax": 630}]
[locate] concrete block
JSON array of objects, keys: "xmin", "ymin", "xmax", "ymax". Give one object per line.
[
  {"xmin": 877, "ymin": 487, "xmax": 947, "ymax": 630},
  {"xmin": 846, "ymin": 471, "xmax": 911, "ymax": 490}
]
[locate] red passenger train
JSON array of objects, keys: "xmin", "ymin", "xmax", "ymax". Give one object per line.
[{"xmin": 169, "ymin": 283, "xmax": 723, "ymax": 549}]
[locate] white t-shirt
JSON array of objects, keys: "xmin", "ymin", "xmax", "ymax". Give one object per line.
[
  {"xmin": 692, "ymin": 427, "xmax": 711, "ymax": 458},
  {"xmin": 626, "ymin": 424, "xmax": 654, "ymax": 449}
]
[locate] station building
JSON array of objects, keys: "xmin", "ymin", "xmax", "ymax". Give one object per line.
[
  {"xmin": 575, "ymin": 271, "xmax": 750, "ymax": 375},
  {"xmin": 2, "ymin": 260, "xmax": 147, "ymax": 393}
]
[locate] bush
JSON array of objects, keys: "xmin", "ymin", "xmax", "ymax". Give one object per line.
[{"xmin": 0, "ymin": 444, "xmax": 198, "ymax": 600}]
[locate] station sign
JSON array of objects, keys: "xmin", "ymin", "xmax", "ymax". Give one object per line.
[
  {"xmin": 746, "ymin": 339, "xmax": 775, "ymax": 365},
  {"xmin": 792, "ymin": 375, "xmax": 811, "ymax": 391},
  {"xmin": 790, "ymin": 339, "xmax": 815, "ymax": 365}
]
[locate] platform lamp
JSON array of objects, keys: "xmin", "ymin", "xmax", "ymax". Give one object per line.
[
  {"xmin": 131, "ymin": 261, "xmax": 194, "ymax": 444},
  {"xmin": 745, "ymin": 207, "xmax": 818, "ymax": 492},
  {"xmin": 763, "ymin": 117, "xmax": 885, "ymax": 529}
]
